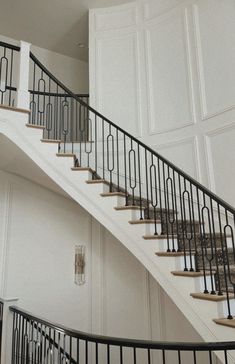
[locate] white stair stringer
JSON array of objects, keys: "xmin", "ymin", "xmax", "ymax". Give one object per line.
[{"xmin": 0, "ymin": 109, "xmax": 234, "ymax": 363}]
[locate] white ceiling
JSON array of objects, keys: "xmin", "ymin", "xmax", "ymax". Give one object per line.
[{"xmin": 0, "ymin": 0, "xmax": 133, "ymax": 62}]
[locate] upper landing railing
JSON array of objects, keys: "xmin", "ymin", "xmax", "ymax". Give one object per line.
[
  {"xmin": 0, "ymin": 41, "xmax": 235, "ymax": 322},
  {"xmin": 0, "ymin": 41, "xmax": 20, "ymax": 107}
]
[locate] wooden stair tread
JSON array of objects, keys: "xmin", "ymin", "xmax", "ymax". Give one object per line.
[
  {"xmin": 86, "ymin": 179, "xmax": 110, "ymax": 185},
  {"xmin": 129, "ymin": 219, "xmax": 161, "ymax": 225},
  {"xmin": 156, "ymin": 252, "xmax": 190, "ymax": 257},
  {"xmin": 0, "ymin": 104, "xmax": 30, "ymax": 114},
  {"xmin": 56, "ymin": 153, "xmax": 76, "ymax": 157},
  {"xmin": 115, "ymin": 205, "xmax": 142, "ymax": 211},
  {"xmin": 101, "ymin": 192, "xmax": 127, "ymax": 197},
  {"xmin": 26, "ymin": 123, "xmax": 45, "ymax": 129},
  {"xmin": 143, "ymin": 234, "xmax": 177, "ymax": 240},
  {"xmin": 71, "ymin": 167, "xmax": 95, "ymax": 173},
  {"xmin": 191, "ymin": 292, "xmax": 234, "ymax": 302},
  {"xmin": 41, "ymin": 139, "xmax": 61, "ymax": 143},
  {"xmin": 171, "ymin": 271, "xmax": 213, "ymax": 277},
  {"xmin": 213, "ymin": 318, "xmax": 235, "ymax": 328}
]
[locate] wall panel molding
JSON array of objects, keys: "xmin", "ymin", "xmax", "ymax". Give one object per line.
[
  {"xmin": 204, "ymin": 122, "xmax": 235, "ymax": 194},
  {"xmin": 96, "ymin": 32, "xmax": 142, "ymax": 137},
  {"xmin": 152, "ymin": 136, "xmax": 201, "ymax": 181},
  {"xmin": 145, "ymin": 6, "xmax": 195, "ymax": 135},
  {"xmin": 193, "ymin": 2, "xmax": 235, "ymax": 121}
]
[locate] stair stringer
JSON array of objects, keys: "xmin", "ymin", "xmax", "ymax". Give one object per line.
[{"xmin": 0, "ymin": 109, "xmax": 234, "ymax": 363}]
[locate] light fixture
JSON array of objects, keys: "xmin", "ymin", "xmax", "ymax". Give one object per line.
[{"xmin": 74, "ymin": 245, "xmax": 86, "ymax": 285}]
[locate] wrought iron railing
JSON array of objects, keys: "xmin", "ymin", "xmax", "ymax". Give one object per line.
[
  {"xmin": 29, "ymin": 52, "xmax": 89, "ymax": 141},
  {"xmin": 0, "ymin": 41, "xmax": 20, "ymax": 107},
  {"xmin": 27, "ymin": 52, "xmax": 235, "ymax": 320},
  {"xmin": 0, "ymin": 300, "xmax": 3, "ymax": 364},
  {"xmin": 10, "ymin": 307, "xmax": 235, "ymax": 364},
  {"xmin": 2, "ymin": 40, "xmax": 235, "ymax": 324}
]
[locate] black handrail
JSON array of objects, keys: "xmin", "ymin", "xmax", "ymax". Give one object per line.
[
  {"xmin": 0, "ymin": 41, "xmax": 20, "ymax": 52},
  {"xmin": 9, "ymin": 307, "xmax": 235, "ymax": 351},
  {"xmin": 29, "ymin": 52, "xmax": 234, "ymax": 215}
]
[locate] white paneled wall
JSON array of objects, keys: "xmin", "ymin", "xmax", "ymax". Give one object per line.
[{"xmin": 89, "ymin": 0, "xmax": 235, "ymax": 205}]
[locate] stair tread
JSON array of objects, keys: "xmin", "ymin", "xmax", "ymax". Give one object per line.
[
  {"xmin": 71, "ymin": 167, "xmax": 95, "ymax": 173},
  {"xmin": 86, "ymin": 179, "xmax": 110, "ymax": 185},
  {"xmin": 143, "ymin": 234, "xmax": 178, "ymax": 240},
  {"xmin": 41, "ymin": 139, "xmax": 61, "ymax": 143},
  {"xmin": 26, "ymin": 123, "xmax": 45, "ymax": 129},
  {"xmin": 191, "ymin": 292, "xmax": 235, "ymax": 302},
  {"xmin": 115, "ymin": 205, "xmax": 143, "ymax": 211},
  {"xmin": 171, "ymin": 270, "xmax": 213, "ymax": 277},
  {"xmin": 101, "ymin": 192, "xmax": 127, "ymax": 197},
  {"xmin": 213, "ymin": 318, "xmax": 235, "ymax": 328},
  {"xmin": 156, "ymin": 252, "xmax": 191, "ymax": 257},
  {"xmin": 0, "ymin": 104, "xmax": 30, "ymax": 114},
  {"xmin": 56, "ymin": 153, "xmax": 76, "ymax": 157},
  {"xmin": 129, "ymin": 219, "xmax": 161, "ymax": 225}
]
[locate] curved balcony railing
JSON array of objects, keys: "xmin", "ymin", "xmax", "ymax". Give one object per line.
[
  {"xmin": 0, "ymin": 41, "xmax": 20, "ymax": 107},
  {"xmin": 10, "ymin": 307, "xmax": 235, "ymax": 364},
  {"xmin": 27, "ymin": 51, "xmax": 235, "ymax": 320}
]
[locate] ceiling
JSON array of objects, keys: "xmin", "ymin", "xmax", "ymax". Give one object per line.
[{"xmin": 0, "ymin": 0, "xmax": 133, "ymax": 62}]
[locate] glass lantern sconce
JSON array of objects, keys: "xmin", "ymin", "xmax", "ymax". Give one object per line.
[{"xmin": 74, "ymin": 245, "xmax": 86, "ymax": 285}]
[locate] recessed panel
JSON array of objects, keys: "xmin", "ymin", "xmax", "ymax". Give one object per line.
[
  {"xmin": 102, "ymin": 229, "xmax": 149, "ymax": 339},
  {"xmin": 146, "ymin": 8, "xmax": 193, "ymax": 134},
  {"xmin": 154, "ymin": 137, "xmax": 199, "ymax": 179},
  {"xmin": 206, "ymin": 125, "xmax": 235, "ymax": 205},
  {"xmin": 96, "ymin": 34, "xmax": 141, "ymax": 136},
  {"xmin": 194, "ymin": 0, "xmax": 235, "ymax": 117}
]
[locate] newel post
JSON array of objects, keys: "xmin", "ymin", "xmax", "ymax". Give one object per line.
[
  {"xmin": 0, "ymin": 297, "xmax": 19, "ymax": 364},
  {"xmin": 16, "ymin": 41, "xmax": 31, "ymax": 110}
]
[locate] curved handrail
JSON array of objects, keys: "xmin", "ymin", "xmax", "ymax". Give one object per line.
[
  {"xmin": 9, "ymin": 307, "xmax": 235, "ymax": 351},
  {"xmin": 29, "ymin": 52, "xmax": 235, "ymax": 215},
  {"xmin": 0, "ymin": 41, "xmax": 20, "ymax": 52}
]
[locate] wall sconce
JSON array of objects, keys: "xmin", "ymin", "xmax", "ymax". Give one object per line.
[{"xmin": 74, "ymin": 245, "xmax": 86, "ymax": 285}]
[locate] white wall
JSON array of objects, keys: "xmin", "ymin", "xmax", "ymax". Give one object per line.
[
  {"xmin": 0, "ymin": 170, "xmax": 92, "ymax": 331},
  {"xmin": 0, "ymin": 33, "xmax": 89, "ymax": 93},
  {"xmin": 89, "ymin": 0, "xmax": 235, "ymax": 206},
  {"xmin": 0, "ymin": 169, "xmax": 204, "ymax": 346}
]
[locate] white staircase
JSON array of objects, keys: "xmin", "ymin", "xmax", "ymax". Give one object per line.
[{"xmin": 1, "ymin": 107, "xmax": 235, "ymax": 364}]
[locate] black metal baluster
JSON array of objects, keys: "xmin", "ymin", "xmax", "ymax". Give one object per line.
[
  {"xmin": 166, "ymin": 167, "xmax": 175, "ymax": 251},
  {"xmin": 150, "ymin": 154, "xmax": 158, "ymax": 235},
  {"xmin": 107, "ymin": 344, "xmax": 110, "ymax": 364},
  {"xmin": 145, "ymin": 149, "xmax": 150, "ymax": 220},
  {"xmin": 128, "ymin": 140, "xmax": 137, "ymax": 206},
  {"xmin": 124, "ymin": 134, "xmax": 128, "ymax": 205},
  {"xmin": 162, "ymin": 163, "xmax": 170, "ymax": 251},
  {"xmin": 107, "ymin": 124, "xmax": 114, "ymax": 191},
  {"xmin": 210, "ymin": 197, "xmax": 222, "ymax": 295},
  {"xmin": 8, "ymin": 49, "xmax": 13, "ymax": 106},
  {"xmin": 96, "ymin": 342, "xmax": 99, "ymax": 364},
  {"xmin": 102, "ymin": 119, "xmax": 105, "ymax": 180},
  {"xmin": 202, "ymin": 193, "xmax": 215, "ymax": 294},
  {"xmin": 116, "ymin": 129, "xmax": 120, "ymax": 192},
  {"xmin": 137, "ymin": 144, "xmax": 143, "ymax": 220}
]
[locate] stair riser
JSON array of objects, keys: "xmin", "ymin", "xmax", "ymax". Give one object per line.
[
  {"xmin": 72, "ymin": 171, "xmax": 93, "ymax": 182},
  {"xmin": 86, "ymin": 183, "xmax": 110, "ymax": 194}
]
